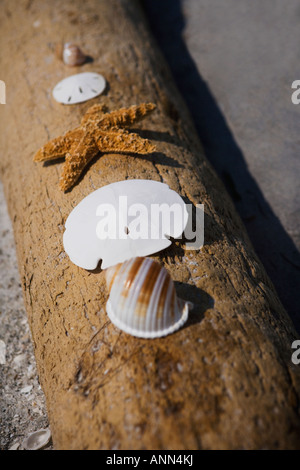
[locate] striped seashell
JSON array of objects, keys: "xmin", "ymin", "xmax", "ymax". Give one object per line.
[{"xmin": 105, "ymin": 257, "xmax": 192, "ymax": 339}]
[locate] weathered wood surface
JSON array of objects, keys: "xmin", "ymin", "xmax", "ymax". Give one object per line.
[{"xmin": 0, "ymin": 0, "xmax": 299, "ymax": 450}]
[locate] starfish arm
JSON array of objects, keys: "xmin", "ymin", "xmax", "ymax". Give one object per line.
[
  {"xmin": 80, "ymin": 104, "xmax": 109, "ymax": 127},
  {"xmin": 59, "ymin": 134, "xmax": 99, "ymax": 192},
  {"xmin": 33, "ymin": 128, "xmax": 83, "ymax": 162},
  {"xmin": 33, "ymin": 103, "xmax": 157, "ymax": 192},
  {"xmin": 98, "ymin": 103, "xmax": 156, "ymax": 130},
  {"xmin": 94, "ymin": 129, "xmax": 156, "ymax": 154}
]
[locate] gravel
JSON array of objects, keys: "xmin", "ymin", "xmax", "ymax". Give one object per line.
[{"xmin": 0, "ymin": 181, "xmax": 52, "ymax": 450}]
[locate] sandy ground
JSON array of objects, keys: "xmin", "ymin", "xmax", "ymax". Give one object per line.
[{"xmin": 0, "ymin": 181, "xmax": 51, "ymax": 450}]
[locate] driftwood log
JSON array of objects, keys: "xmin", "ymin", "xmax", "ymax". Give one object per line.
[{"xmin": 0, "ymin": 0, "xmax": 300, "ymax": 450}]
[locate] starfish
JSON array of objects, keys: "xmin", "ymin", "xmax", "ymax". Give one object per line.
[{"xmin": 33, "ymin": 103, "xmax": 157, "ymax": 191}]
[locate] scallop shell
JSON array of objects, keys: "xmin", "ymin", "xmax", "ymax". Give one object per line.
[
  {"xmin": 22, "ymin": 428, "xmax": 51, "ymax": 450},
  {"xmin": 63, "ymin": 43, "xmax": 86, "ymax": 66},
  {"xmin": 105, "ymin": 257, "xmax": 192, "ymax": 338}
]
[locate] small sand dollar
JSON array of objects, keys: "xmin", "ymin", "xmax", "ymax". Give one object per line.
[
  {"xmin": 63, "ymin": 180, "xmax": 189, "ymax": 270},
  {"xmin": 52, "ymin": 72, "xmax": 106, "ymax": 105}
]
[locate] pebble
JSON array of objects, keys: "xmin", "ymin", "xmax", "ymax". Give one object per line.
[
  {"xmin": 20, "ymin": 385, "xmax": 33, "ymax": 394},
  {"xmin": 9, "ymin": 442, "xmax": 20, "ymax": 451},
  {"xmin": 13, "ymin": 353, "xmax": 26, "ymax": 366}
]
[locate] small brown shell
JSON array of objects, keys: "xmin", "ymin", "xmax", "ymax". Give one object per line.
[{"xmin": 62, "ymin": 43, "xmax": 86, "ymax": 66}]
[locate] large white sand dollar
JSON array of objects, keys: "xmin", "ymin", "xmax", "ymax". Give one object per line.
[
  {"xmin": 52, "ymin": 72, "xmax": 106, "ymax": 105},
  {"xmin": 63, "ymin": 180, "xmax": 188, "ymax": 270}
]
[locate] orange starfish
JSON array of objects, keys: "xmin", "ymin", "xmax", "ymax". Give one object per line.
[{"xmin": 33, "ymin": 103, "xmax": 157, "ymax": 191}]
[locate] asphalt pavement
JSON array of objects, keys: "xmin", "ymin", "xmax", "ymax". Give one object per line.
[{"xmin": 143, "ymin": 0, "xmax": 300, "ymax": 331}]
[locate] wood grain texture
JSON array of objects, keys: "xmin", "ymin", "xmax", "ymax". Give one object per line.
[{"xmin": 0, "ymin": 0, "xmax": 299, "ymax": 449}]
